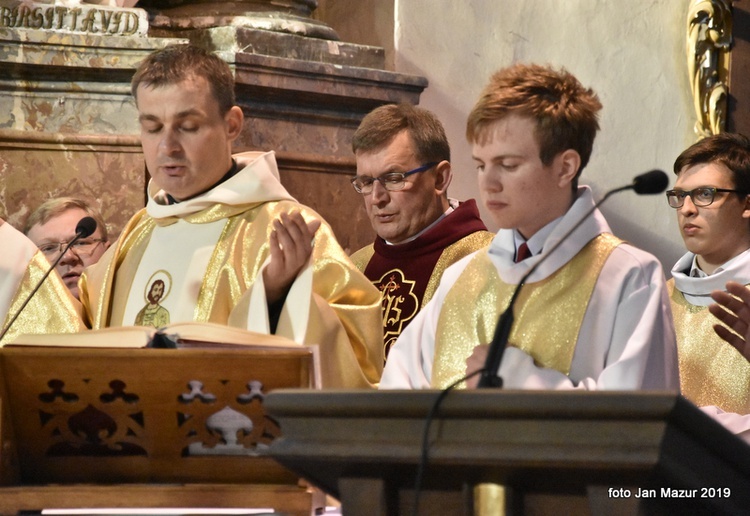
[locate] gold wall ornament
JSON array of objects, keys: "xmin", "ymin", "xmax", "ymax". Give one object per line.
[{"xmin": 687, "ymin": 0, "xmax": 733, "ymax": 138}]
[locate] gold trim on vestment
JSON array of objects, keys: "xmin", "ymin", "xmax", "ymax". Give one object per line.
[
  {"xmin": 80, "ymin": 201, "xmax": 384, "ymax": 388},
  {"xmin": 1, "ymin": 252, "xmax": 84, "ymax": 344},
  {"xmin": 81, "ymin": 209, "xmax": 156, "ymax": 329},
  {"xmin": 423, "ymin": 231, "xmax": 494, "ymax": 307},
  {"xmin": 432, "ymin": 233, "xmax": 622, "ymax": 389},
  {"xmin": 350, "ymin": 244, "xmax": 375, "ymax": 273},
  {"xmin": 669, "ymin": 281, "xmax": 750, "ymax": 414}
]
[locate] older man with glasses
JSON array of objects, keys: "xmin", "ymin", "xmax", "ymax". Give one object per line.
[
  {"xmin": 24, "ymin": 197, "xmax": 110, "ymax": 300},
  {"xmin": 0, "ymin": 215, "xmax": 84, "ymax": 344},
  {"xmin": 666, "ymin": 132, "xmax": 750, "ymax": 443},
  {"xmin": 349, "ymin": 103, "xmax": 493, "ymax": 362}
]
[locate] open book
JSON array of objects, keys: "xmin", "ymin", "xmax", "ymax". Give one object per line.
[
  {"xmin": 7, "ymin": 322, "xmax": 322, "ymax": 389},
  {"xmin": 7, "ymin": 321, "xmax": 305, "ymax": 350}
]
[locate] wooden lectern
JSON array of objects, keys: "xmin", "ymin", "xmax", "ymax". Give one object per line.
[
  {"xmin": 265, "ymin": 390, "xmax": 750, "ymax": 515},
  {"xmin": 0, "ymin": 346, "xmax": 320, "ymax": 515}
]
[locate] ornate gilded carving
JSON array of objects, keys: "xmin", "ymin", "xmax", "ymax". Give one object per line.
[{"xmin": 686, "ymin": 0, "xmax": 733, "ymax": 138}]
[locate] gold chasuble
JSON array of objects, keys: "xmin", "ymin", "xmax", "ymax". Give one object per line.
[
  {"xmin": 2, "ymin": 252, "xmax": 84, "ymax": 344},
  {"xmin": 80, "ymin": 151, "xmax": 384, "ymax": 389},
  {"xmin": 80, "ymin": 202, "xmax": 383, "ymax": 388},
  {"xmin": 669, "ymin": 282, "xmax": 750, "ymax": 414},
  {"xmin": 432, "ymin": 233, "xmax": 622, "ymax": 389}
]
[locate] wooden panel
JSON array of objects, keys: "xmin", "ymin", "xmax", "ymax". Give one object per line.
[
  {"xmin": 266, "ymin": 390, "xmax": 750, "ymax": 515},
  {"xmin": 0, "ymin": 347, "xmax": 312, "ymax": 485},
  {"xmin": 0, "ymin": 483, "xmax": 318, "ymax": 515}
]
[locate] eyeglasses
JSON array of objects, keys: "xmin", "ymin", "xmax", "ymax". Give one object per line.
[
  {"xmin": 351, "ymin": 162, "xmax": 439, "ymax": 194},
  {"xmin": 665, "ymin": 187, "xmax": 742, "ymax": 208},
  {"xmin": 38, "ymin": 238, "xmax": 106, "ymax": 258}
]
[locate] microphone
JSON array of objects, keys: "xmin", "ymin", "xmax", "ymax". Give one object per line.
[
  {"xmin": 0, "ymin": 216, "xmax": 97, "ymax": 342},
  {"xmin": 75, "ymin": 216, "xmax": 97, "ymax": 239},
  {"xmin": 633, "ymin": 169, "xmax": 669, "ymax": 194},
  {"xmin": 477, "ymin": 170, "xmax": 669, "ymax": 388}
]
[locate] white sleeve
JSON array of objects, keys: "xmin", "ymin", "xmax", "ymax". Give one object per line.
[
  {"xmin": 700, "ymin": 406, "xmax": 750, "ymax": 444},
  {"xmin": 239, "ymin": 257, "xmax": 313, "ymax": 344},
  {"xmin": 498, "ymin": 245, "xmax": 679, "ymax": 391},
  {"xmin": 0, "ymin": 224, "xmax": 38, "ymax": 321}
]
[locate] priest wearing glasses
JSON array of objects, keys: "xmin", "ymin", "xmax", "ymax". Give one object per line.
[
  {"xmin": 24, "ymin": 197, "xmax": 110, "ymax": 300},
  {"xmin": 349, "ymin": 103, "xmax": 493, "ymax": 362}
]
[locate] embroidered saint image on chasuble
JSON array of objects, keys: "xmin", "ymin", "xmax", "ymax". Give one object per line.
[{"xmin": 134, "ymin": 273, "xmax": 172, "ymax": 327}]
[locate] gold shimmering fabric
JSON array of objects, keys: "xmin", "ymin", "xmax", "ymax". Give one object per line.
[
  {"xmin": 1, "ymin": 252, "xmax": 84, "ymax": 344},
  {"xmin": 350, "ymin": 244, "xmax": 375, "ymax": 273},
  {"xmin": 80, "ymin": 201, "xmax": 384, "ymax": 389},
  {"xmin": 351, "ymin": 229, "xmax": 493, "ymax": 362},
  {"xmin": 80, "ymin": 209, "xmax": 155, "ymax": 330},
  {"xmin": 669, "ymin": 281, "xmax": 750, "ymax": 414},
  {"xmin": 432, "ymin": 233, "xmax": 622, "ymax": 389},
  {"xmin": 423, "ymin": 231, "xmax": 494, "ymax": 306}
]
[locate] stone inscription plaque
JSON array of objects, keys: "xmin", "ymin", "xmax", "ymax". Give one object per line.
[{"xmin": 0, "ymin": 0, "xmax": 147, "ymax": 36}]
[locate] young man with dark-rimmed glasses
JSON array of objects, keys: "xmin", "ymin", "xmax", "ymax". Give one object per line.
[{"xmin": 667, "ymin": 131, "xmax": 750, "ymax": 443}]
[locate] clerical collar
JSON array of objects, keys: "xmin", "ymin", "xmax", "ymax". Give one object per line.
[
  {"xmin": 688, "ymin": 256, "xmax": 708, "ymax": 278},
  {"xmin": 512, "ymin": 214, "xmax": 562, "ymax": 258},
  {"xmin": 165, "ymin": 159, "xmax": 239, "ymax": 205},
  {"xmin": 688, "ymin": 249, "xmax": 750, "ymax": 278},
  {"xmin": 384, "ymin": 198, "xmax": 458, "ymax": 245}
]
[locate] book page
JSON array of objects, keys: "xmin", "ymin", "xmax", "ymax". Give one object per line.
[
  {"xmin": 6, "ymin": 321, "xmax": 306, "ymax": 350},
  {"xmin": 165, "ymin": 321, "xmax": 301, "ymax": 348},
  {"xmin": 7, "ymin": 325, "xmax": 153, "ymax": 348}
]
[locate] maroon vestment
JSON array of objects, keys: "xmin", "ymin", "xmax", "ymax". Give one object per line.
[{"xmin": 350, "ymin": 199, "xmax": 493, "ymax": 360}]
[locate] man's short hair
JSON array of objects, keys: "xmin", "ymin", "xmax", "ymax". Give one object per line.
[
  {"xmin": 352, "ymin": 103, "xmax": 451, "ymax": 163},
  {"xmin": 466, "ymin": 63, "xmax": 602, "ymax": 179},
  {"xmin": 130, "ymin": 44, "xmax": 236, "ymax": 115},
  {"xmin": 24, "ymin": 197, "xmax": 108, "ymax": 241},
  {"xmin": 673, "ymin": 132, "xmax": 750, "ymax": 196}
]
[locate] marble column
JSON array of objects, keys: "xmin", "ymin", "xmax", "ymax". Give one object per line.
[{"xmin": 0, "ymin": 0, "xmax": 179, "ymax": 236}]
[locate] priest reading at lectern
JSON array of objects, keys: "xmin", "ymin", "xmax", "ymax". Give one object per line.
[
  {"xmin": 380, "ymin": 63, "xmax": 679, "ymax": 391},
  {"xmin": 2, "ymin": 44, "xmax": 384, "ymax": 390}
]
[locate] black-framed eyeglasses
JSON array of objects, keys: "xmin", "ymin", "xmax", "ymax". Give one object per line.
[
  {"xmin": 665, "ymin": 187, "xmax": 742, "ymax": 208},
  {"xmin": 38, "ymin": 238, "xmax": 106, "ymax": 257},
  {"xmin": 350, "ymin": 162, "xmax": 439, "ymax": 194}
]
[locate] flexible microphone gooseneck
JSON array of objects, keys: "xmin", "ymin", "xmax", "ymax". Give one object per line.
[
  {"xmin": 0, "ymin": 216, "xmax": 97, "ymax": 342},
  {"xmin": 477, "ymin": 169, "xmax": 668, "ymax": 388}
]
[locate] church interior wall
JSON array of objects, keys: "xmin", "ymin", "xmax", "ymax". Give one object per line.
[
  {"xmin": 394, "ymin": 0, "xmax": 694, "ymax": 269},
  {"xmin": 0, "ymin": 0, "xmax": 712, "ymax": 270},
  {"xmin": 320, "ymin": 0, "xmax": 697, "ymax": 269}
]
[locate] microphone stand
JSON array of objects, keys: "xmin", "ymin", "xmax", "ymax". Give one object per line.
[{"xmin": 477, "ymin": 183, "xmax": 637, "ymax": 388}]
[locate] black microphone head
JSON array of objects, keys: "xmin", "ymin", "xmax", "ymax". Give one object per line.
[
  {"xmin": 76, "ymin": 216, "xmax": 97, "ymax": 238},
  {"xmin": 632, "ymin": 169, "xmax": 669, "ymax": 195}
]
